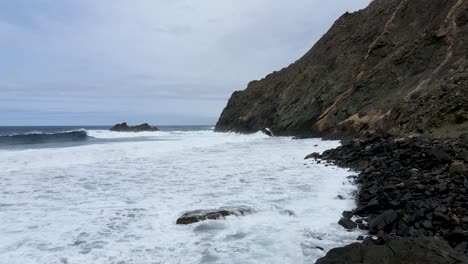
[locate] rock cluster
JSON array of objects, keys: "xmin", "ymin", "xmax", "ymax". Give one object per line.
[
  {"xmin": 308, "ymin": 132, "xmax": 468, "ymax": 261},
  {"xmin": 109, "ymin": 122, "xmax": 160, "ymax": 132},
  {"xmin": 316, "ymin": 236, "xmax": 468, "ymax": 264}
]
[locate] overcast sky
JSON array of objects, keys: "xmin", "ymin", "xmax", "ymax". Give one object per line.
[{"xmin": 0, "ymin": 0, "xmax": 370, "ymax": 126}]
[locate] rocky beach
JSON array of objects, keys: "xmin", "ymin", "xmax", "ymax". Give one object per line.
[{"xmin": 310, "ymin": 133, "xmax": 468, "ymax": 263}]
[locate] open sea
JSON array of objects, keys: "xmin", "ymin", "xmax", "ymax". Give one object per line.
[{"xmin": 0, "ymin": 126, "xmax": 360, "ymax": 264}]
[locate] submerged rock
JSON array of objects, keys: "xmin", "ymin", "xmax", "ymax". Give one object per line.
[
  {"xmin": 279, "ymin": 209, "xmax": 296, "ymax": 217},
  {"xmin": 176, "ymin": 207, "xmax": 254, "ymax": 225},
  {"xmin": 110, "ymin": 122, "xmax": 160, "ymax": 132}
]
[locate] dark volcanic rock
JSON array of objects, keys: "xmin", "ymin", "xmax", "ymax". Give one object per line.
[
  {"xmin": 368, "ymin": 210, "xmax": 398, "ymax": 234},
  {"xmin": 316, "ymin": 236, "xmax": 468, "ymax": 264},
  {"xmin": 215, "ymin": 0, "xmax": 468, "ymax": 138},
  {"xmin": 353, "ymin": 200, "xmax": 380, "ymax": 216},
  {"xmin": 110, "ymin": 122, "xmax": 160, "ymax": 132},
  {"xmin": 176, "ymin": 207, "xmax": 254, "ymax": 225},
  {"xmin": 304, "ymin": 152, "xmax": 321, "ymax": 160},
  {"xmin": 338, "ymin": 217, "xmax": 358, "ymax": 230},
  {"xmin": 261, "ymin": 128, "xmax": 274, "ymax": 137},
  {"xmin": 314, "ymin": 133, "xmax": 468, "ymax": 257}
]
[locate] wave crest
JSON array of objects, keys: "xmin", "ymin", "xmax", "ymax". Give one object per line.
[{"xmin": 0, "ymin": 130, "xmax": 89, "ymax": 145}]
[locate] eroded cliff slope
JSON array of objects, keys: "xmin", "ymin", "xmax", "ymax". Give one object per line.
[{"xmin": 215, "ymin": 0, "xmax": 468, "ymax": 137}]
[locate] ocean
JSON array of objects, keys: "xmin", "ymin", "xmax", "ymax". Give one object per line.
[{"xmin": 0, "ymin": 126, "xmax": 361, "ymax": 263}]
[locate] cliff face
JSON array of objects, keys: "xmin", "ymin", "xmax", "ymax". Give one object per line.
[{"xmin": 215, "ymin": 0, "xmax": 468, "ymax": 137}]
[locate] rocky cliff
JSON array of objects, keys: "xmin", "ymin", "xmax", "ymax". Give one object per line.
[{"xmin": 215, "ymin": 0, "xmax": 468, "ymax": 138}]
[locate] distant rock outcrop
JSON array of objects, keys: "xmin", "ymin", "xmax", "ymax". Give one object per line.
[
  {"xmin": 215, "ymin": 0, "xmax": 468, "ymax": 138},
  {"xmin": 109, "ymin": 122, "xmax": 160, "ymax": 132}
]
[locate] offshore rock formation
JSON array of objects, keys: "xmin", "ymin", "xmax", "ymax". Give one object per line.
[
  {"xmin": 109, "ymin": 122, "xmax": 160, "ymax": 132},
  {"xmin": 216, "ymin": 0, "xmax": 468, "ymax": 138}
]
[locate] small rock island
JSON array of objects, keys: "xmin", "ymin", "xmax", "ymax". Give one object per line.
[{"xmin": 109, "ymin": 122, "xmax": 160, "ymax": 132}]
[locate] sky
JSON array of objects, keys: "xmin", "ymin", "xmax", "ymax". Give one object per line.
[{"xmin": 0, "ymin": 0, "xmax": 370, "ymax": 126}]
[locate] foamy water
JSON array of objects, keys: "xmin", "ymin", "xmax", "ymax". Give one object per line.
[{"xmin": 0, "ymin": 130, "xmax": 360, "ymax": 264}]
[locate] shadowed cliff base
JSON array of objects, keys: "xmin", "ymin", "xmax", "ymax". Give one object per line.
[{"xmin": 215, "ymin": 0, "xmax": 468, "ymax": 138}]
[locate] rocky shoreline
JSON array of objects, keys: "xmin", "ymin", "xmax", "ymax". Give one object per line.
[
  {"xmin": 310, "ymin": 132, "xmax": 468, "ymax": 263},
  {"xmin": 210, "ymin": 0, "xmax": 468, "ymax": 260}
]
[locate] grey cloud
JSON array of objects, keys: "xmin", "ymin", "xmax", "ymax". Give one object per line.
[
  {"xmin": 152, "ymin": 24, "xmax": 192, "ymax": 35},
  {"xmin": 0, "ymin": 0, "xmax": 371, "ymax": 125}
]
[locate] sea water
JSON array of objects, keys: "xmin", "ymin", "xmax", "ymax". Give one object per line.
[{"xmin": 0, "ymin": 127, "xmax": 360, "ymax": 264}]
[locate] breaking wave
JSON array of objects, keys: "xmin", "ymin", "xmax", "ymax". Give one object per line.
[{"xmin": 0, "ymin": 130, "xmax": 89, "ymax": 145}]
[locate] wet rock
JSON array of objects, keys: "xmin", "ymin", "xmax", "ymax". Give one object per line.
[
  {"xmin": 342, "ymin": 211, "xmax": 353, "ymax": 219},
  {"xmin": 368, "ymin": 210, "xmax": 398, "ymax": 234},
  {"xmin": 317, "ymin": 133, "xmax": 468, "ymax": 256},
  {"xmin": 176, "ymin": 207, "xmax": 254, "ymax": 225},
  {"xmin": 353, "ymin": 200, "xmax": 380, "ymax": 216},
  {"xmin": 261, "ymin": 128, "xmax": 274, "ymax": 137},
  {"xmin": 338, "ymin": 218, "xmax": 358, "ymax": 230},
  {"xmin": 316, "ymin": 237, "xmax": 468, "ymax": 264},
  {"xmin": 304, "ymin": 152, "xmax": 321, "ymax": 160}
]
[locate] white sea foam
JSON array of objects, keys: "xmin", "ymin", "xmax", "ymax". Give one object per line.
[
  {"xmin": 0, "ymin": 131, "xmax": 361, "ymax": 264},
  {"xmin": 87, "ymin": 130, "xmax": 171, "ymax": 139}
]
